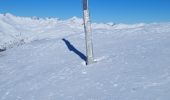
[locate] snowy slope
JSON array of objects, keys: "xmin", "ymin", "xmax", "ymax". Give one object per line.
[{"xmin": 0, "ymin": 13, "xmax": 170, "ymax": 100}]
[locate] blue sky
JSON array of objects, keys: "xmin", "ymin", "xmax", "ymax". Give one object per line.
[{"xmin": 0, "ymin": 0, "xmax": 170, "ymax": 23}]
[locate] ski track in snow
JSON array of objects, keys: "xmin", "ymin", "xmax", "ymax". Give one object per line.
[{"xmin": 0, "ymin": 13, "xmax": 170, "ymax": 100}]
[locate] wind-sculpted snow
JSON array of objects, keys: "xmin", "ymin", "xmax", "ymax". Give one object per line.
[{"xmin": 0, "ymin": 13, "xmax": 170, "ymax": 100}]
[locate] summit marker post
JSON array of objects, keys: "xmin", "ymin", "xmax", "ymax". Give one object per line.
[{"xmin": 83, "ymin": 0, "xmax": 94, "ymax": 65}]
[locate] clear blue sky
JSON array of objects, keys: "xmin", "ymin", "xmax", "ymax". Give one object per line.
[{"xmin": 0, "ymin": 0, "xmax": 170, "ymax": 23}]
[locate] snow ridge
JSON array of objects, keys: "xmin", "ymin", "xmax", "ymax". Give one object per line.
[{"xmin": 1, "ymin": 13, "xmax": 170, "ymax": 50}]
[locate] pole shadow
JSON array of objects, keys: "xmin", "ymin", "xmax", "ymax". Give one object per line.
[{"xmin": 62, "ymin": 38, "xmax": 87, "ymax": 62}]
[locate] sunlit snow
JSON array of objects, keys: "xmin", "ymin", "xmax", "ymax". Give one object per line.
[{"xmin": 0, "ymin": 13, "xmax": 170, "ymax": 100}]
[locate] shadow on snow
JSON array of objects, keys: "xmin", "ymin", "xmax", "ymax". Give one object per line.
[{"xmin": 62, "ymin": 38, "xmax": 87, "ymax": 62}]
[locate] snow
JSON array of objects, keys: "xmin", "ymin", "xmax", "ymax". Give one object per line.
[{"xmin": 0, "ymin": 13, "xmax": 170, "ymax": 100}]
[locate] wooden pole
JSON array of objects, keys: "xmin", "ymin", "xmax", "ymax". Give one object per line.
[{"xmin": 83, "ymin": 0, "xmax": 94, "ymax": 65}]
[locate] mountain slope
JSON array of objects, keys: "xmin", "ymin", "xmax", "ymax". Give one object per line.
[{"xmin": 0, "ymin": 14, "xmax": 170, "ymax": 100}]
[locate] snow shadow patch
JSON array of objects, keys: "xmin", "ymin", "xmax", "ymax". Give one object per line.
[{"xmin": 62, "ymin": 38, "xmax": 87, "ymax": 62}]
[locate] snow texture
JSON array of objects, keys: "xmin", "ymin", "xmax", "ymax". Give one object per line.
[{"xmin": 0, "ymin": 13, "xmax": 170, "ymax": 100}]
